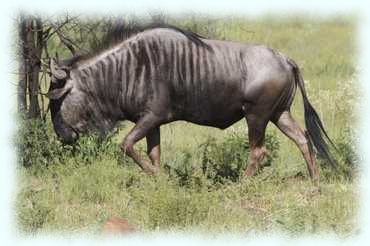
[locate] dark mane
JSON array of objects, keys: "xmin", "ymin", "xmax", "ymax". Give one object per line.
[
  {"xmin": 148, "ymin": 24, "xmax": 211, "ymax": 49},
  {"xmin": 67, "ymin": 24, "xmax": 211, "ymax": 66}
]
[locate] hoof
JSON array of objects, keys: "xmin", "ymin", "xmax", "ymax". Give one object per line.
[
  {"xmin": 310, "ymin": 185, "xmax": 321, "ymax": 195},
  {"xmin": 143, "ymin": 164, "xmax": 160, "ymax": 175},
  {"xmin": 244, "ymin": 166, "xmax": 258, "ymax": 177}
]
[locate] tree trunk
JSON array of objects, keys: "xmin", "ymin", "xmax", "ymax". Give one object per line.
[
  {"xmin": 17, "ymin": 15, "xmax": 28, "ymax": 114},
  {"xmin": 18, "ymin": 15, "xmax": 43, "ymax": 118},
  {"xmin": 27, "ymin": 17, "xmax": 42, "ymax": 119}
]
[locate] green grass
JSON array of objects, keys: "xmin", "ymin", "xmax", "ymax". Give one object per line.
[
  {"xmin": 15, "ymin": 15, "xmax": 358, "ymax": 236},
  {"xmin": 16, "ymin": 158, "xmax": 357, "ymax": 235}
]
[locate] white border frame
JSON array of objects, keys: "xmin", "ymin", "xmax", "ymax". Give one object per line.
[{"xmin": 1, "ymin": 1, "xmax": 368, "ymax": 245}]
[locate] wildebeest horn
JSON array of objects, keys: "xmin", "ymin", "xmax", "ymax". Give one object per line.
[{"xmin": 50, "ymin": 58, "xmax": 67, "ymax": 81}]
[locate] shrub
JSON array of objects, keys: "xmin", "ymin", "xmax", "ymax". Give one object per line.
[
  {"xmin": 71, "ymin": 133, "xmax": 124, "ymax": 164},
  {"xmin": 165, "ymin": 131, "xmax": 280, "ymax": 185},
  {"xmin": 15, "ymin": 117, "xmax": 69, "ymax": 170},
  {"xmin": 319, "ymin": 129, "xmax": 359, "ymax": 181},
  {"xmin": 15, "ymin": 116, "xmax": 127, "ymax": 175},
  {"xmin": 164, "ymin": 151, "xmax": 195, "ymax": 186},
  {"xmin": 200, "ymin": 131, "xmax": 280, "ymax": 184},
  {"xmin": 16, "ymin": 194, "xmax": 54, "ymax": 233}
]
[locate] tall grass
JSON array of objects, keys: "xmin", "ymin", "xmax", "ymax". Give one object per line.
[{"xmin": 15, "ymin": 15, "xmax": 358, "ymax": 236}]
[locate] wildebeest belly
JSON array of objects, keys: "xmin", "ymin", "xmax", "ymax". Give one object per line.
[
  {"xmin": 171, "ymin": 80, "xmax": 245, "ymax": 129},
  {"xmin": 184, "ymin": 109, "xmax": 245, "ymax": 129}
]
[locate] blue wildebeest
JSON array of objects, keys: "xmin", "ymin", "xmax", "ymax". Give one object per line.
[{"xmin": 48, "ymin": 26, "xmax": 336, "ymax": 186}]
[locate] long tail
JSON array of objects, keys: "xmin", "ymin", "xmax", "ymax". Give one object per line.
[{"xmin": 287, "ymin": 58, "xmax": 337, "ymax": 169}]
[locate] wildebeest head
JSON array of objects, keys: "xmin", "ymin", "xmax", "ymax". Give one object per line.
[{"xmin": 48, "ymin": 58, "xmax": 79, "ymax": 144}]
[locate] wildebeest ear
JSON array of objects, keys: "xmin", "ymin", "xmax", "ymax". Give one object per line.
[{"xmin": 47, "ymin": 84, "xmax": 72, "ymax": 100}]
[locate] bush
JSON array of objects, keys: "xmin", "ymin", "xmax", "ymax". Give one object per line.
[
  {"xmin": 15, "ymin": 117, "xmax": 69, "ymax": 170},
  {"xmin": 15, "ymin": 117, "xmax": 127, "ymax": 175},
  {"xmin": 164, "ymin": 151, "xmax": 195, "ymax": 186},
  {"xmin": 200, "ymin": 131, "xmax": 280, "ymax": 184},
  {"xmin": 71, "ymin": 133, "xmax": 124, "ymax": 164},
  {"xmin": 17, "ymin": 194, "xmax": 54, "ymax": 233},
  {"xmin": 165, "ymin": 131, "xmax": 280, "ymax": 186},
  {"xmin": 319, "ymin": 129, "xmax": 359, "ymax": 181}
]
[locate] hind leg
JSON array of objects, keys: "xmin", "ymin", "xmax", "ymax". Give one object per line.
[
  {"xmin": 146, "ymin": 127, "xmax": 161, "ymax": 168},
  {"xmin": 244, "ymin": 114, "xmax": 268, "ymax": 177},
  {"xmin": 273, "ymin": 111, "xmax": 320, "ymax": 186}
]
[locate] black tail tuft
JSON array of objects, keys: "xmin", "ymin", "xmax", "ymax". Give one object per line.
[
  {"xmin": 288, "ymin": 58, "xmax": 338, "ymax": 169},
  {"xmin": 302, "ymin": 98, "xmax": 337, "ymax": 169}
]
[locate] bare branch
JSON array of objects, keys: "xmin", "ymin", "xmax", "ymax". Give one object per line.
[
  {"xmin": 50, "ymin": 23, "xmax": 78, "ymax": 55},
  {"xmin": 44, "ymin": 18, "xmax": 70, "ymax": 41}
]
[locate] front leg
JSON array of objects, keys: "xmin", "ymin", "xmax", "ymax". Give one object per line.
[
  {"xmin": 146, "ymin": 127, "xmax": 161, "ymax": 168},
  {"xmin": 120, "ymin": 113, "xmax": 161, "ymax": 174}
]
